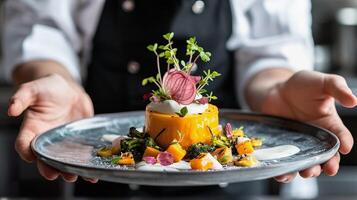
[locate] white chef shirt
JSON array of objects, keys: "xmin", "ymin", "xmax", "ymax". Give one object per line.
[{"xmin": 1, "ymin": 0, "xmax": 314, "ymax": 109}]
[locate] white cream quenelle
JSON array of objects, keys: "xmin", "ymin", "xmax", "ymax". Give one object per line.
[{"xmin": 146, "ymin": 100, "xmax": 208, "ymax": 115}]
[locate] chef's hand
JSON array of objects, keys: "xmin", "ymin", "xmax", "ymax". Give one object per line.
[
  {"xmin": 246, "ymin": 69, "xmax": 357, "ymax": 183},
  {"xmin": 8, "ymin": 61, "xmax": 97, "ymax": 183}
]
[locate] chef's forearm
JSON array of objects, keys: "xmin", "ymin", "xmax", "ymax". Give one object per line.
[
  {"xmin": 12, "ymin": 60, "xmax": 77, "ymax": 85},
  {"xmin": 244, "ymin": 68, "xmax": 294, "ymax": 112}
]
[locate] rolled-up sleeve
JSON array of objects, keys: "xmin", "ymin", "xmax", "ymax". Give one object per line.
[
  {"xmin": 2, "ymin": 0, "xmax": 82, "ymax": 82},
  {"xmin": 227, "ymin": 0, "xmax": 314, "ymax": 109}
]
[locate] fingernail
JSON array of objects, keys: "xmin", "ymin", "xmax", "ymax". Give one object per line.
[
  {"xmin": 83, "ymin": 177, "xmax": 98, "ymax": 183},
  {"xmin": 62, "ymin": 175, "xmax": 78, "ymax": 183},
  {"xmin": 280, "ymin": 178, "xmax": 288, "ymax": 183},
  {"xmin": 45, "ymin": 174, "xmax": 59, "ymax": 181}
]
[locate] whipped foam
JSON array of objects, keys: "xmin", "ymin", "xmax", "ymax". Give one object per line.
[{"xmin": 147, "ymin": 100, "xmax": 208, "ymax": 115}]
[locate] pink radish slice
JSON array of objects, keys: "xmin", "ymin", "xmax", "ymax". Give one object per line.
[{"xmin": 163, "ymin": 70, "xmax": 197, "ymax": 105}]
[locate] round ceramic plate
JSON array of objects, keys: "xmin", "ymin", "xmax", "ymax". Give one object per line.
[{"xmin": 31, "ymin": 109, "xmax": 339, "ymax": 186}]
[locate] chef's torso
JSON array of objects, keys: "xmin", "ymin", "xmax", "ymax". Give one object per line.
[{"xmin": 86, "ymin": 0, "xmax": 238, "ymax": 114}]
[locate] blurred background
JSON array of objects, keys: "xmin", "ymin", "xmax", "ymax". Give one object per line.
[{"xmin": 1, "ymin": 0, "xmax": 357, "ymax": 199}]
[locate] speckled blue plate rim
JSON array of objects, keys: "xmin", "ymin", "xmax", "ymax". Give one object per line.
[{"xmin": 31, "ymin": 109, "xmax": 340, "ymax": 176}]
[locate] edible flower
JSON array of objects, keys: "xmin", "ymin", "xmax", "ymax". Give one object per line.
[
  {"xmin": 157, "ymin": 151, "xmax": 174, "ymax": 166},
  {"xmin": 225, "ymin": 123, "xmax": 233, "ymax": 139},
  {"xmin": 197, "ymin": 97, "xmax": 209, "ymax": 105},
  {"xmin": 143, "ymin": 93, "xmax": 153, "ymax": 101},
  {"xmin": 143, "ymin": 156, "xmax": 157, "ymax": 165}
]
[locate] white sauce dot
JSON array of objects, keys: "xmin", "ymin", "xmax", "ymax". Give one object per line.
[{"xmin": 253, "ymin": 145, "xmax": 300, "ymax": 161}]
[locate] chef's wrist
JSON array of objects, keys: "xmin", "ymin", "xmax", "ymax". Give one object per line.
[
  {"xmin": 244, "ymin": 68, "xmax": 294, "ymax": 112},
  {"xmin": 12, "ymin": 60, "xmax": 77, "ymax": 86}
]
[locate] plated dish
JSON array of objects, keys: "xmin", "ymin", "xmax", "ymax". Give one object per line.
[
  {"xmin": 31, "ymin": 33, "xmax": 340, "ymax": 185},
  {"xmin": 96, "ymin": 33, "xmax": 263, "ymax": 170}
]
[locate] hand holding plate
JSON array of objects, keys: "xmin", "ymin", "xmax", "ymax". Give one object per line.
[
  {"xmin": 8, "ymin": 74, "xmax": 95, "ymax": 182},
  {"xmin": 261, "ymin": 70, "xmax": 357, "ymax": 181}
]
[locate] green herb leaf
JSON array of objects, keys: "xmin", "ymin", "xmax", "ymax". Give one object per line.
[
  {"xmin": 111, "ymin": 156, "xmax": 121, "ymax": 164},
  {"xmin": 156, "ymin": 73, "xmax": 161, "ymax": 81},
  {"xmin": 198, "ymin": 51, "xmax": 211, "ymax": 62},
  {"xmin": 206, "ymin": 91, "xmax": 218, "ymax": 101},
  {"xmin": 142, "ymin": 79, "xmax": 148, "ymax": 86},
  {"xmin": 163, "ymin": 32, "xmax": 174, "ymax": 41},
  {"xmin": 198, "ymin": 88, "xmax": 207, "ymax": 94},
  {"xmin": 188, "ymin": 37, "xmax": 196, "ymax": 44},
  {"xmin": 181, "ymin": 106, "xmax": 188, "ymax": 116},
  {"xmin": 180, "ymin": 60, "xmax": 186, "ymax": 68},
  {"xmin": 147, "ymin": 43, "xmax": 158, "ymax": 52},
  {"xmin": 175, "ymin": 106, "xmax": 188, "ymax": 117},
  {"xmin": 142, "ymin": 76, "xmax": 156, "ymax": 86}
]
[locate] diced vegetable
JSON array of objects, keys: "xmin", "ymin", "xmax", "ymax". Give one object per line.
[
  {"xmin": 190, "ymin": 153, "xmax": 223, "ymax": 171},
  {"xmin": 234, "ymin": 155, "xmax": 259, "ymax": 167},
  {"xmin": 143, "ymin": 146, "xmax": 161, "ymax": 158},
  {"xmin": 97, "ymin": 147, "xmax": 113, "ymax": 157},
  {"xmin": 250, "ymin": 137, "xmax": 262, "ymax": 147},
  {"xmin": 232, "ymin": 127, "xmax": 245, "ymax": 138},
  {"xmin": 212, "ymin": 135, "xmax": 230, "ymax": 148},
  {"xmin": 121, "ymin": 139, "xmax": 144, "ymax": 152},
  {"xmin": 166, "ymin": 143, "xmax": 187, "ymax": 162},
  {"xmin": 211, "ymin": 147, "xmax": 233, "ymax": 165},
  {"xmin": 121, "ymin": 138, "xmax": 145, "ymax": 161},
  {"xmin": 115, "ymin": 152, "xmax": 135, "ymax": 166},
  {"xmin": 190, "ymin": 153, "xmax": 213, "ymax": 171},
  {"xmin": 235, "ymin": 140, "xmax": 254, "ymax": 155},
  {"xmin": 186, "ymin": 143, "xmax": 215, "ymax": 159}
]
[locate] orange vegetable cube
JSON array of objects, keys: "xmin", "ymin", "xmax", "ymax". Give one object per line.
[
  {"xmin": 118, "ymin": 157, "xmax": 135, "ymax": 166},
  {"xmin": 235, "ymin": 140, "xmax": 254, "ymax": 155},
  {"xmin": 251, "ymin": 137, "xmax": 262, "ymax": 147},
  {"xmin": 116, "ymin": 152, "xmax": 135, "ymax": 166},
  {"xmin": 190, "ymin": 153, "xmax": 214, "ymax": 171},
  {"xmin": 234, "ymin": 155, "xmax": 259, "ymax": 167},
  {"xmin": 143, "ymin": 147, "xmax": 161, "ymax": 158},
  {"xmin": 166, "ymin": 143, "xmax": 187, "ymax": 162},
  {"xmin": 232, "ymin": 128, "xmax": 245, "ymax": 138}
]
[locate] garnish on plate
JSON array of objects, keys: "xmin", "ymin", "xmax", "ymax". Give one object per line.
[
  {"xmin": 97, "ymin": 123, "xmax": 262, "ymax": 169},
  {"xmin": 142, "ymin": 32, "xmax": 221, "ymax": 105}
]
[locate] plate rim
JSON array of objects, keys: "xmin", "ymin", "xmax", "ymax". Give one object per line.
[{"xmin": 31, "ymin": 109, "xmax": 340, "ymax": 175}]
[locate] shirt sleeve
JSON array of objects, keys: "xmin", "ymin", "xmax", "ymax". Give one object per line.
[
  {"xmin": 2, "ymin": 0, "xmax": 83, "ymax": 82},
  {"xmin": 227, "ymin": 0, "xmax": 314, "ymax": 109}
]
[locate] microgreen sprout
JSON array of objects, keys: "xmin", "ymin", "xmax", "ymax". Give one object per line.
[{"xmin": 144, "ymin": 32, "xmax": 220, "ymax": 103}]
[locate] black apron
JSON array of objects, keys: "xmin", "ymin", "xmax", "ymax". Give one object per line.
[{"xmin": 76, "ymin": 0, "xmax": 269, "ymax": 197}]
